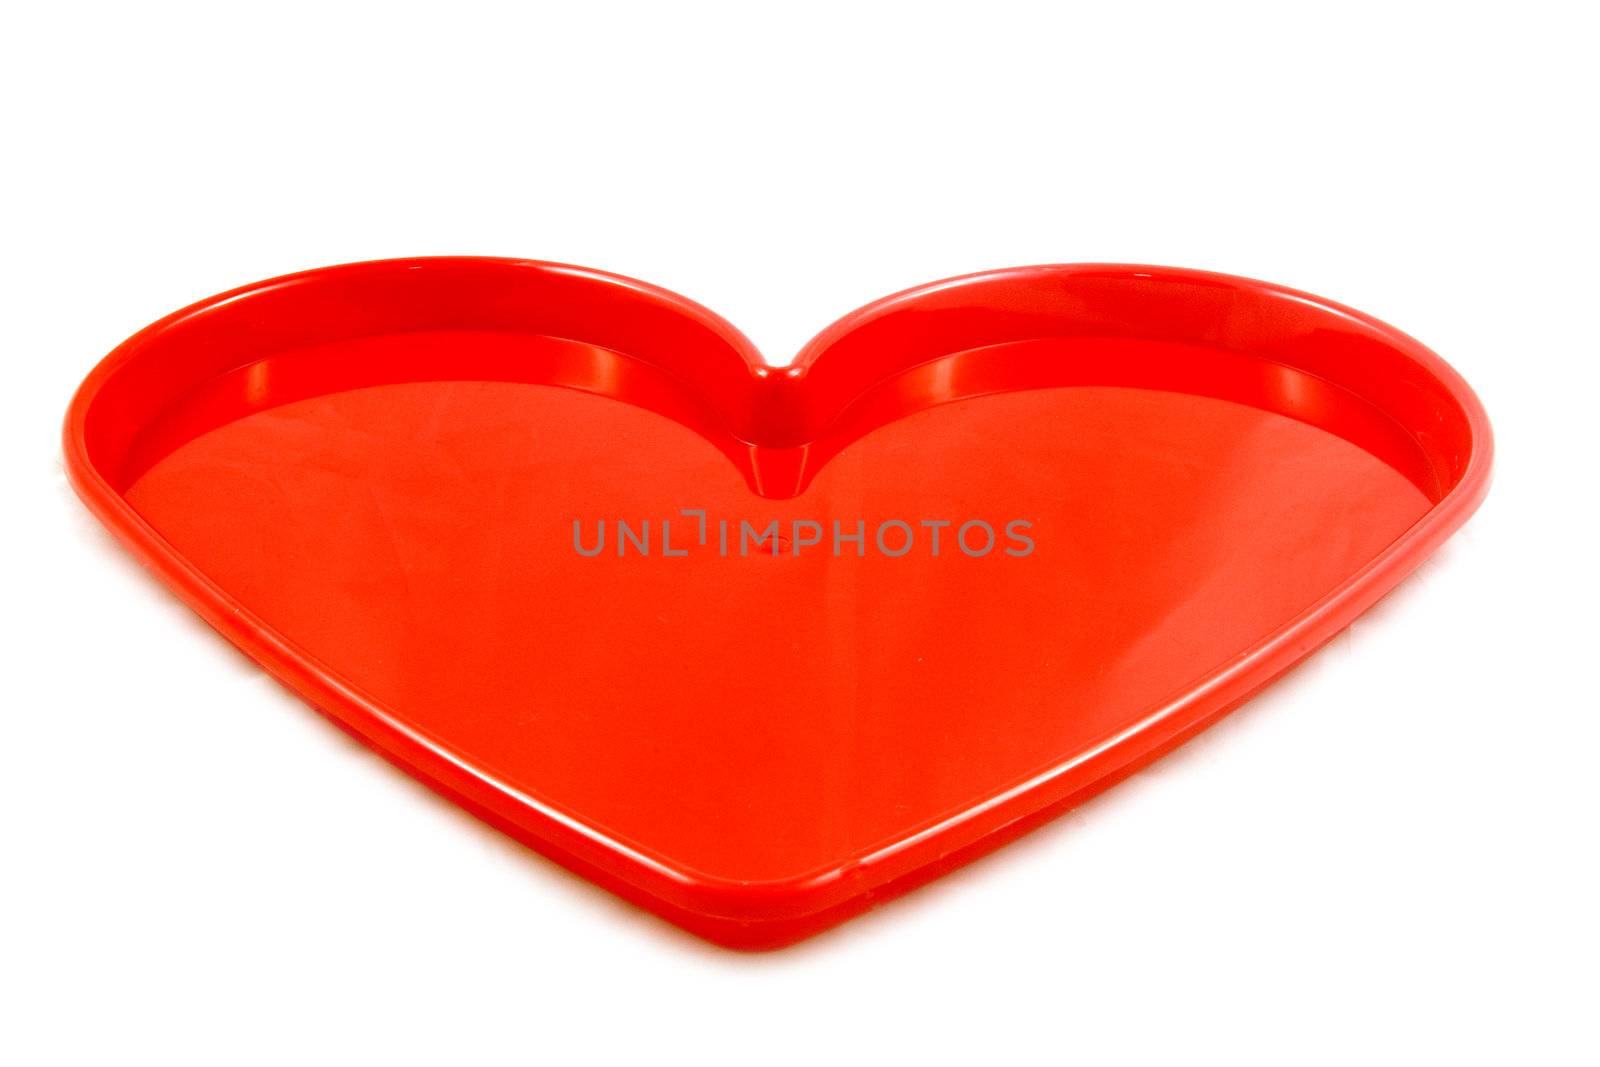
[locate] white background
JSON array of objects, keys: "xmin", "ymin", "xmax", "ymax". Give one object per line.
[{"xmin": 3, "ymin": 2, "xmax": 1596, "ymax": 1063}]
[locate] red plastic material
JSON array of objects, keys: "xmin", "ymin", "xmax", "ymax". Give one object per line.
[{"xmin": 64, "ymin": 259, "xmax": 1491, "ymax": 948}]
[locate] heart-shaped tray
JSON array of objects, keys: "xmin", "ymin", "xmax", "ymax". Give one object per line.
[{"xmin": 65, "ymin": 259, "xmax": 1491, "ymax": 947}]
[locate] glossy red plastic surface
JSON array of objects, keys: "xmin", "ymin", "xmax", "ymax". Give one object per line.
[{"xmin": 64, "ymin": 259, "xmax": 1491, "ymax": 948}]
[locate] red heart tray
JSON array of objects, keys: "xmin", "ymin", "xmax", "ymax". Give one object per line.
[{"xmin": 64, "ymin": 259, "xmax": 1491, "ymax": 948}]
